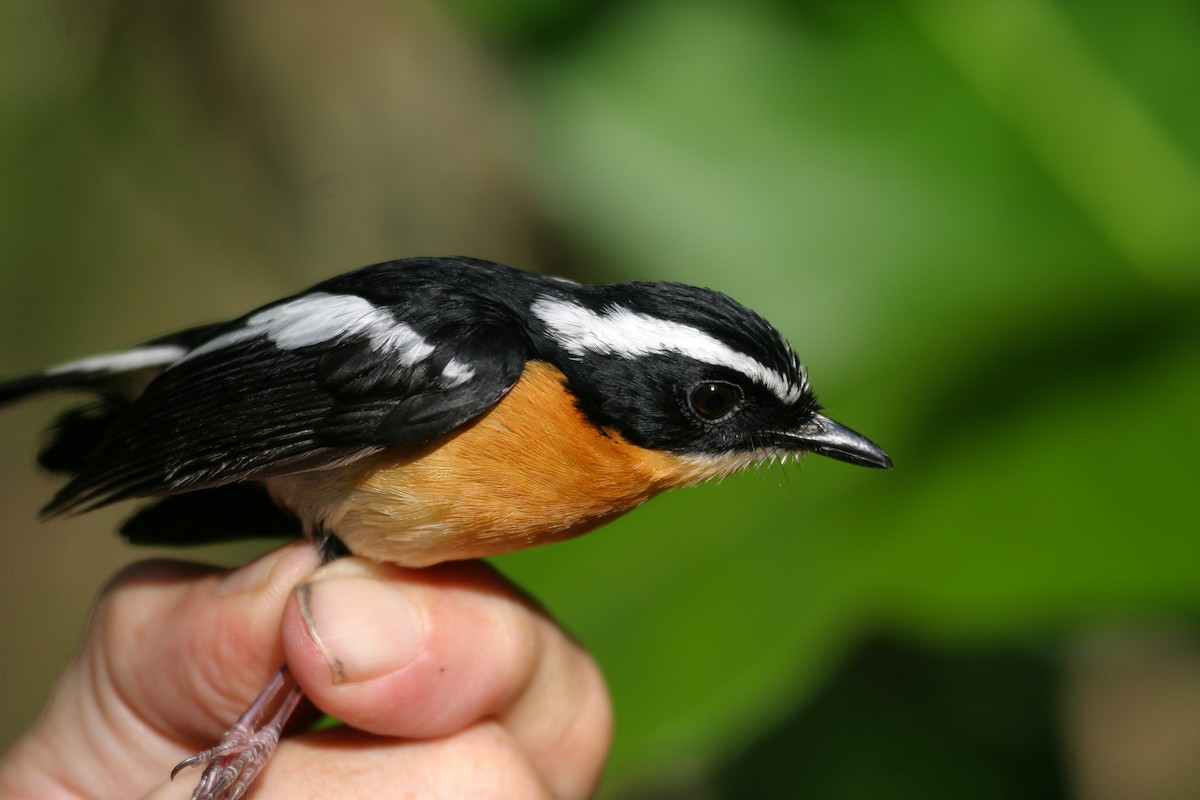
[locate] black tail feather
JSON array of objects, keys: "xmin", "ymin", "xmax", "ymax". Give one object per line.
[{"xmin": 0, "ymin": 373, "xmax": 86, "ymax": 407}]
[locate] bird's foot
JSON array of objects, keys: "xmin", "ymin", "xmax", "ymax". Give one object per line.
[{"xmin": 172, "ymin": 666, "xmax": 304, "ymax": 800}]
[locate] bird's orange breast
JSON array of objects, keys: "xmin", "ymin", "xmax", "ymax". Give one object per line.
[{"xmin": 267, "ymin": 361, "xmax": 742, "ymax": 567}]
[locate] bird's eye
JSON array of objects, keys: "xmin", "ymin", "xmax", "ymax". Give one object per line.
[{"xmin": 688, "ymin": 381, "xmax": 741, "ymax": 421}]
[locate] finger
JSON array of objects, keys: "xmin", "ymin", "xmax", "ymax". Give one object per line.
[
  {"xmin": 280, "ymin": 558, "xmax": 612, "ymax": 798},
  {"xmin": 0, "ymin": 543, "xmax": 320, "ymax": 800},
  {"xmin": 158, "ymin": 724, "xmax": 555, "ymax": 800},
  {"xmin": 144, "ymin": 724, "xmax": 555, "ymax": 800},
  {"xmin": 495, "ymin": 610, "xmax": 613, "ymax": 800},
  {"xmin": 92, "ymin": 543, "xmax": 321, "ymax": 743}
]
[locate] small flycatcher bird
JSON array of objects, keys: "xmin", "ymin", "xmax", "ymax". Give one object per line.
[{"xmin": 0, "ymin": 256, "xmax": 891, "ymax": 799}]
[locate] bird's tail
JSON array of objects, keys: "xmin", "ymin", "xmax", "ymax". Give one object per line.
[
  {"xmin": 0, "ymin": 342, "xmax": 186, "ymax": 403},
  {"xmin": 0, "ymin": 372, "xmax": 73, "ymax": 406},
  {"xmin": 0, "ymin": 322, "xmax": 226, "ymax": 474},
  {"xmin": 0, "ymin": 320, "xmax": 234, "ymax": 407}
]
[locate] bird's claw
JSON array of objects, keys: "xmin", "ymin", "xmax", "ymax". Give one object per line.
[
  {"xmin": 172, "ymin": 666, "xmax": 304, "ymax": 800},
  {"xmin": 173, "ymin": 727, "xmax": 278, "ymax": 800}
]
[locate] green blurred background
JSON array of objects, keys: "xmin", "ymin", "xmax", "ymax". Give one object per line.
[{"xmin": 2, "ymin": 1, "xmax": 1199, "ymax": 797}]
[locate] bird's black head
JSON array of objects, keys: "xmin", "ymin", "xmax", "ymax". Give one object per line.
[{"xmin": 527, "ymin": 280, "xmax": 892, "ymax": 474}]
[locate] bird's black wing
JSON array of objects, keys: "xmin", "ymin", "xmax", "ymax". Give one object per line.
[{"xmin": 44, "ymin": 297, "xmax": 528, "ymax": 516}]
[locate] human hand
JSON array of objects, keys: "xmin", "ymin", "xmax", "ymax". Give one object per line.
[{"xmin": 0, "ymin": 543, "xmax": 612, "ymax": 799}]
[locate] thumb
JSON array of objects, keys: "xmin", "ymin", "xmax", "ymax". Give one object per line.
[{"xmin": 0, "ymin": 543, "xmax": 320, "ymax": 800}]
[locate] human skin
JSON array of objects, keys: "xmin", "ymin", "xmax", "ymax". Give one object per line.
[{"xmin": 0, "ymin": 543, "xmax": 613, "ymax": 799}]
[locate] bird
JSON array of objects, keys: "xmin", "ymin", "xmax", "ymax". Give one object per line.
[{"xmin": 0, "ymin": 255, "xmax": 891, "ymax": 800}]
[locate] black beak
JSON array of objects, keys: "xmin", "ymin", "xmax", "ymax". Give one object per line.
[{"xmin": 778, "ymin": 414, "xmax": 893, "ymax": 469}]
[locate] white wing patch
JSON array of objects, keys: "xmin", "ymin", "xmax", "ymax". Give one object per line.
[
  {"xmin": 532, "ymin": 296, "xmax": 806, "ymax": 403},
  {"xmin": 175, "ymin": 293, "xmax": 439, "ymax": 369},
  {"xmin": 440, "ymin": 358, "xmax": 476, "ymax": 387},
  {"xmin": 47, "ymin": 344, "xmax": 189, "ymax": 376}
]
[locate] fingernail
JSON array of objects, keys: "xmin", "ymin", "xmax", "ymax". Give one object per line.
[{"xmin": 295, "ymin": 560, "xmax": 425, "ymax": 685}]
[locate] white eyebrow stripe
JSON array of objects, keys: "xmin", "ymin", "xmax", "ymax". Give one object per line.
[
  {"xmin": 47, "ymin": 344, "xmax": 189, "ymax": 376},
  {"xmin": 532, "ymin": 296, "xmax": 805, "ymax": 403},
  {"xmin": 175, "ymin": 293, "xmax": 437, "ymax": 367}
]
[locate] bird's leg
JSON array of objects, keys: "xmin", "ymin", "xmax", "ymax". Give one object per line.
[
  {"xmin": 172, "ymin": 533, "xmax": 346, "ymax": 799},
  {"xmin": 172, "ymin": 665, "xmax": 304, "ymax": 800}
]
